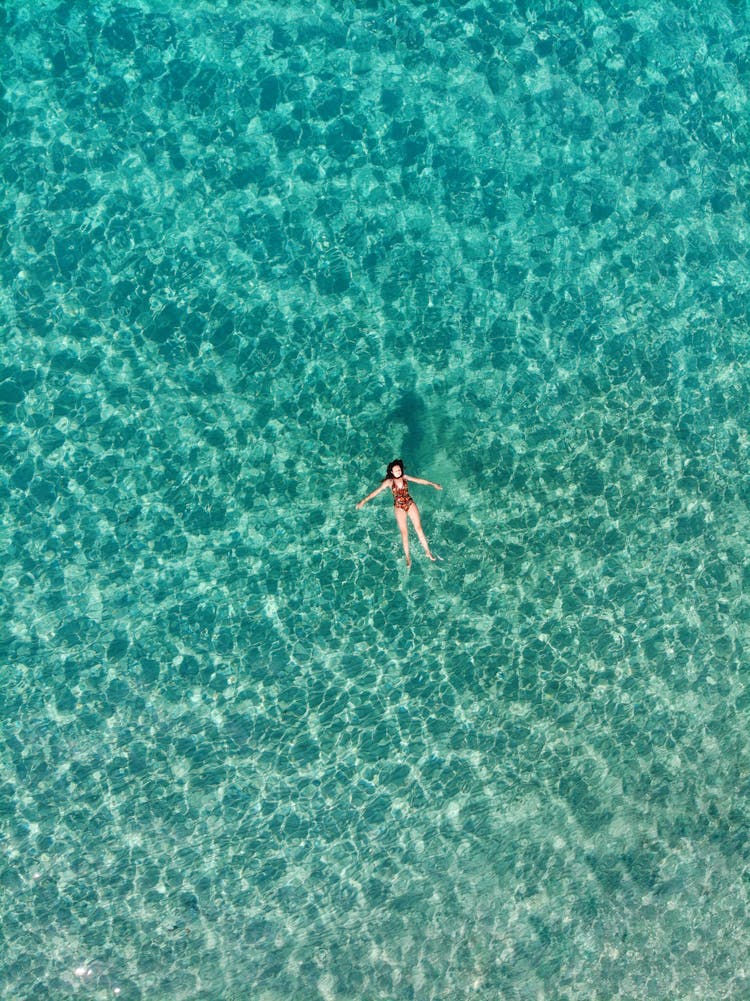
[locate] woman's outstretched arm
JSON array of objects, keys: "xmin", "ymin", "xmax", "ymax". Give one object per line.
[
  {"xmin": 356, "ymin": 481, "xmax": 390, "ymax": 509},
  {"xmin": 404, "ymin": 475, "xmax": 443, "ymax": 490}
]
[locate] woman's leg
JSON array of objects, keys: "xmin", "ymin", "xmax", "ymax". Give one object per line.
[
  {"xmin": 395, "ymin": 507, "xmax": 411, "ymax": 566},
  {"xmin": 408, "ymin": 504, "xmax": 436, "ymax": 560}
]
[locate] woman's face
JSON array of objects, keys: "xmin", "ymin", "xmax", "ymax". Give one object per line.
[{"xmin": 391, "ymin": 464, "xmax": 403, "ymax": 479}]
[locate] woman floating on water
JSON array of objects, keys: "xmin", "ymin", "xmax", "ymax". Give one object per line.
[{"xmin": 356, "ymin": 459, "xmax": 442, "ymax": 567}]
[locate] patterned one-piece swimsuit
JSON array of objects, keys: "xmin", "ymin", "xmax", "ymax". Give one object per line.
[{"xmin": 391, "ymin": 478, "xmax": 413, "ymax": 511}]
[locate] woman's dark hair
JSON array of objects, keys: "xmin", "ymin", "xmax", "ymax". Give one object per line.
[{"xmin": 384, "ymin": 459, "xmax": 405, "ymax": 481}]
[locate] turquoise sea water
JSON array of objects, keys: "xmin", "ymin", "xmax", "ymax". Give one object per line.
[{"xmin": 2, "ymin": 1, "xmax": 750, "ymax": 997}]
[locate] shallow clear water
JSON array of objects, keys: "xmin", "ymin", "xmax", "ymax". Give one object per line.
[{"xmin": 2, "ymin": 1, "xmax": 750, "ymax": 998}]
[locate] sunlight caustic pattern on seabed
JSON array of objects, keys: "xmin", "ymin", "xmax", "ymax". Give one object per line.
[{"xmin": 2, "ymin": 0, "xmax": 750, "ymax": 997}]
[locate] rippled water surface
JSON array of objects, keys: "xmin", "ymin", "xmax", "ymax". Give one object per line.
[{"xmin": 2, "ymin": 1, "xmax": 750, "ymax": 998}]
